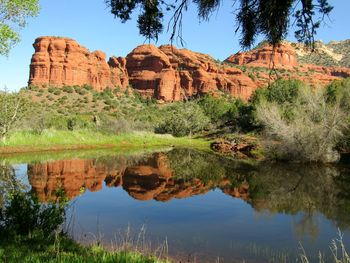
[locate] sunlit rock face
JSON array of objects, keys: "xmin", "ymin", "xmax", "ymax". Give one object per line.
[
  {"xmin": 126, "ymin": 44, "xmax": 257, "ymax": 101},
  {"xmin": 28, "ymin": 36, "xmax": 257, "ymax": 102},
  {"xmin": 225, "ymin": 43, "xmax": 299, "ymax": 69},
  {"xmin": 29, "ymin": 37, "xmax": 350, "ymax": 102},
  {"xmin": 29, "ymin": 36, "xmax": 128, "ymax": 91}
]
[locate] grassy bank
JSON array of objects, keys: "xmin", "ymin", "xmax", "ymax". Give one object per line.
[
  {"xmin": 0, "ymin": 130, "xmax": 211, "ymax": 154},
  {"xmin": 0, "ymin": 237, "xmax": 168, "ymax": 263}
]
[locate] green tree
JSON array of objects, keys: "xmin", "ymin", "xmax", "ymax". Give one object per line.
[
  {"xmin": 197, "ymin": 95, "xmax": 233, "ymax": 126},
  {"xmin": 0, "ymin": 0, "xmax": 40, "ymax": 56},
  {"xmin": 106, "ymin": 0, "xmax": 332, "ymax": 48},
  {"xmin": 155, "ymin": 102, "xmax": 210, "ymax": 137},
  {"xmin": 0, "ymin": 91, "xmax": 28, "ymax": 143}
]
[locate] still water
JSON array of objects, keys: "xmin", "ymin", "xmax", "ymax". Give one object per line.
[{"xmin": 10, "ymin": 148, "xmax": 350, "ymax": 262}]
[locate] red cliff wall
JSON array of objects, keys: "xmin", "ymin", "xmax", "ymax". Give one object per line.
[
  {"xmin": 29, "ymin": 36, "xmax": 128, "ymax": 91},
  {"xmin": 28, "ymin": 37, "xmax": 350, "ymax": 102}
]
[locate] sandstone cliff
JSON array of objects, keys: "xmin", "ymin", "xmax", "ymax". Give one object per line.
[
  {"xmin": 28, "ymin": 37, "xmax": 350, "ymax": 102},
  {"xmin": 29, "ymin": 36, "xmax": 128, "ymax": 91}
]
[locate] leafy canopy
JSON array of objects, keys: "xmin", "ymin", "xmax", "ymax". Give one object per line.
[
  {"xmin": 0, "ymin": 0, "xmax": 40, "ymax": 55},
  {"xmin": 106, "ymin": 0, "xmax": 333, "ymax": 48}
]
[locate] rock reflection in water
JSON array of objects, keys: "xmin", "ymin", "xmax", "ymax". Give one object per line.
[{"xmin": 27, "ymin": 149, "xmax": 350, "ymax": 231}]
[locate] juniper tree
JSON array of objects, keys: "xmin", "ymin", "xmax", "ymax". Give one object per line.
[{"xmin": 106, "ymin": 0, "xmax": 333, "ymax": 49}]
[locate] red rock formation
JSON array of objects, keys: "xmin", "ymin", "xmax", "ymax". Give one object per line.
[
  {"xmin": 224, "ymin": 42, "xmax": 350, "ymax": 88},
  {"xmin": 29, "ymin": 36, "xmax": 128, "ymax": 91},
  {"xmin": 225, "ymin": 43, "xmax": 298, "ymax": 69},
  {"xmin": 28, "ymin": 37, "xmax": 350, "ymax": 102}
]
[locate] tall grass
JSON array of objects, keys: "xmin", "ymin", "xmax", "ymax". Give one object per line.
[{"xmin": 299, "ymin": 230, "xmax": 350, "ymax": 263}]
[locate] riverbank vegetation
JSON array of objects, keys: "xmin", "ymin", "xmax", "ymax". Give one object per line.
[{"xmin": 1, "ymin": 78, "xmax": 350, "ymax": 162}]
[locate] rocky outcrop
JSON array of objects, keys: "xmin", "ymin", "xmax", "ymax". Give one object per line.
[
  {"xmin": 28, "ymin": 36, "xmax": 257, "ymax": 101},
  {"xmin": 29, "ymin": 37, "xmax": 128, "ymax": 91},
  {"xmin": 125, "ymin": 44, "xmax": 257, "ymax": 101},
  {"xmin": 224, "ymin": 42, "xmax": 350, "ymax": 88},
  {"xmin": 211, "ymin": 136, "xmax": 260, "ymax": 159},
  {"xmin": 28, "ymin": 37, "xmax": 350, "ymax": 102},
  {"xmin": 225, "ymin": 43, "xmax": 298, "ymax": 68}
]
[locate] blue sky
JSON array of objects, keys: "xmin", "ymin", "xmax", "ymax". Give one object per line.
[{"xmin": 0, "ymin": 0, "xmax": 349, "ymax": 91}]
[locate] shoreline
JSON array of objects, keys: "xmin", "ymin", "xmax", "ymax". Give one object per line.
[{"xmin": 0, "ymin": 130, "xmax": 211, "ymax": 156}]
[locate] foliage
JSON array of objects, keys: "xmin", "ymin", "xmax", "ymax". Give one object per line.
[
  {"xmin": 252, "ymin": 79, "xmax": 305, "ymax": 105},
  {"xmin": 256, "ymin": 85, "xmax": 347, "ymax": 163},
  {"xmin": 0, "ymin": 90, "xmax": 28, "ymax": 143},
  {"xmin": 106, "ymin": 0, "xmax": 332, "ymax": 48},
  {"xmin": 0, "ymin": 0, "xmax": 40, "ymax": 55},
  {"xmin": 155, "ymin": 102, "xmax": 210, "ymax": 137},
  {"xmin": 325, "ymin": 78, "xmax": 350, "ymax": 110},
  {"xmin": 234, "ymin": 101, "xmax": 260, "ymax": 132},
  {"xmin": 0, "ymin": 191, "xmax": 66, "ymax": 239},
  {"xmin": 325, "ymin": 79, "xmax": 350, "ymax": 153},
  {"xmin": 197, "ymin": 94, "xmax": 238, "ymax": 126}
]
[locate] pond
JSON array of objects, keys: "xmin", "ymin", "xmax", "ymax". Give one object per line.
[{"xmin": 7, "ymin": 148, "xmax": 350, "ymax": 262}]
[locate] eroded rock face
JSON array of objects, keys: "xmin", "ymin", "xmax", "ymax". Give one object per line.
[
  {"xmin": 29, "ymin": 37, "xmax": 350, "ymax": 102},
  {"xmin": 126, "ymin": 44, "xmax": 257, "ymax": 101},
  {"xmin": 29, "ymin": 37, "xmax": 128, "ymax": 91},
  {"xmin": 225, "ymin": 43, "xmax": 298, "ymax": 68}
]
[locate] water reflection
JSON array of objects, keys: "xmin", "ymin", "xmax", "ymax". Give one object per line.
[
  {"xmin": 22, "ymin": 148, "xmax": 350, "ymax": 262},
  {"xmin": 27, "ymin": 149, "xmax": 350, "ymax": 228}
]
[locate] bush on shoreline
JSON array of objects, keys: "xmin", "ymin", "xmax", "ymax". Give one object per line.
[{"xmin": 255, "ymin": 79, "xmax": 350, "ymax": 163}]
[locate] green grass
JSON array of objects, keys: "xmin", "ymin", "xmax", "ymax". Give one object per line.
[
  {"xmin": 0, "ymin": 129, "xmax": 211, "ymax": 154},
  {"xmin": 0, "ymin": 236, "xmax": 168, "ymax": 263}
]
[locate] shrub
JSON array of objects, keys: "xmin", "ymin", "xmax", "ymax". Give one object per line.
[
  {"xmin": 77, "ymin": 88, "xmax": 87, "ymax": 95},
  {"xmin": 155, "ymin": 102, "xmax": 210, "ymax": 137},
  {"xmin": 198, "ymin": 95, "xmax": 232, "ymax": 126},
  {"xmin": 63, "ymin": 86, "xmax": 74, "ymax": 93},
  {"xmin": 53, "ymin": 89, "xmax": 61, "ymax": 96},
  {"xmin": 325, "ymin": 78, "xmax": 350, "ymax": 110},
  {"xmin": 47, "ymin": 87, "xmax": 55, "ymax": 93},
  {"xmin": 0, "ymin": 191, "xmax": 66, "ymax": 240},
  {"xmin": 252, "ymin": 79, "xmax": 305, "ymax": 105},
  {"xmin": 82, "ymin": 84, "xmax": 93, "ymax": 91},
  {"xmin": 228, "ymin": 100, "xmax": 261, "ymax": 132},
  {"xmin": 256, "ymin": 86, "xmax": 348, "ymax": 163},
  {"xmin": 325, "ymin": 79, "xmax": 350, "ymax": 153}
]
